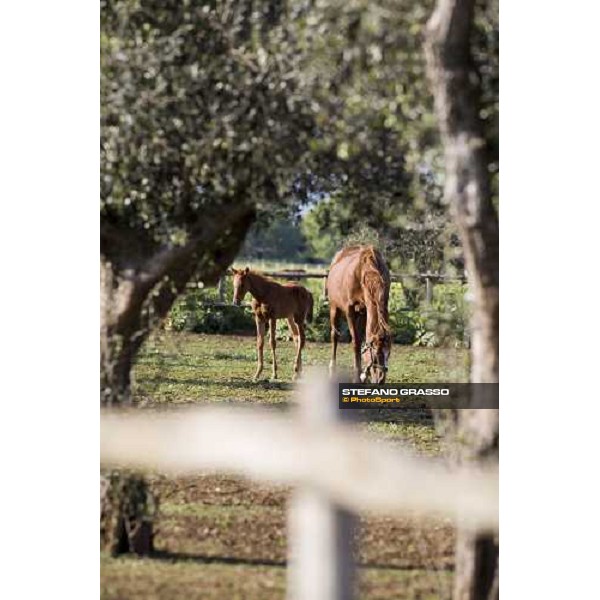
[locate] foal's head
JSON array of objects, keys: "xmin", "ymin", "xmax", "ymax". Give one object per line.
[
  {"xmin": 231, "ymin": 267, "xmax": 251, "ymax": 305},
  {"xmin": 361, "ymin": 331, "xmax": 392, "ymax": 384}
]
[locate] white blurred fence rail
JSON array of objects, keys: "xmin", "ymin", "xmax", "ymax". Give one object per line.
[{"xmin": 101, "ymin": 375, "xmax": 498, "ymax": 600}]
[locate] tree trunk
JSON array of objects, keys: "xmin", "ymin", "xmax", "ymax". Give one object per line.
[
  {"xmin": 100, "ymin": 260, "xmax": 145, "ymax": 405},
  {"xmin": 100, "ymin": 470, "xmax": 156, "ymax": 556},
  {"xmin": 100, "ymin": 205, "xmax": 255, "ymax": 555},
  {"xmin": 424, "ymin": 1, "xmax": 499, "ymax": 599},
  {"xmin": 100, "ymin": 206, "xmax": 256, "ymax": 406}
]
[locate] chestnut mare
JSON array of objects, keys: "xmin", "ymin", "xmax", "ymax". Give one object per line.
[
  {"xmin": 326, "ymin": 245, "xmax": 392, "ymax": 383},
  {"xmin": 232, "ymin": 268, "xmax": 314, "ymax": 381}
]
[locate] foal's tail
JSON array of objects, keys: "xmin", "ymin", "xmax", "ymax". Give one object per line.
[{"xmin": 305, "ymin": 291, "xmax": 314, "ymax": 323}]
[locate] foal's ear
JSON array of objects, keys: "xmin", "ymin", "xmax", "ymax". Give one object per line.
[
  {"xmin": 244, "ymin": 266, "xmax": 250, "ymax": 274},
  {"xmin": 230, "ymin": 268, "xmax": 238, "ymax": 275}
]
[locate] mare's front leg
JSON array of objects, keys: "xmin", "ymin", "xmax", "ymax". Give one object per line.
[
  {"xmin": 254, "ymin": 314, "xmax": 266, "ymax": 381},
  {"xmin": 355, "ymin": 309, "xmax": 367, "ymax": 382},
  {"xmin": 269, "ymin": 317, "xmax": 278, "ymax": 379},
  {"xmin": 346, "ymin": 309, "xmax": 362, "ymax": 383}
]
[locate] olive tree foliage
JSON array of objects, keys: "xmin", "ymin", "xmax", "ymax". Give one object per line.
[
  {"xmin": 297, "ymin": 0, "xmax": 498, "ymax": 272},
  {"xmin": 100, "ymin": 0, "xmax": 318, "ymax": 404}
]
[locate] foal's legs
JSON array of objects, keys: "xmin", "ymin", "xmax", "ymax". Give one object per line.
[
  {"xmin": 292, "ymin": 315, "xmax": 306, "ymax": 380},
  {"xmin": 254, "ymin": 315, "xmax": 266, "ymax": 380},
  {"xmin": 269, "ymin": 317, "xmax": 278, "ymax": 379},
  {"xmin": 329, "ymin": 306, "xmax": 341, "ymax": 376},
  {"xmin": 287, "ymin": 317, "xmax": 301, "ymax": 380},
  {"xmin": 288, "ymin": 317, "xmax": 299, "ymax": 349}
]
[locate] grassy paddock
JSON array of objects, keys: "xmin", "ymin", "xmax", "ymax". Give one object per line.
[
  {"xmin": 102, "ymin": 332, "xmax": 468, "ymax": 599},
  {"xmin": 134, "ymin": 332, "xmax": 468, "ymax": 405}
]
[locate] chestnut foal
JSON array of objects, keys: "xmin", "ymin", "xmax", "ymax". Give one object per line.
[{"xmin": 232, "ymin": 268, "xmax": 313, "ymax": 381}]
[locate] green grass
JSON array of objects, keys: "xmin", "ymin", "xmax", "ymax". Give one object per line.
[
  {"xmin": 101, "ymin": 555, "xmax": 287, "ymax": 600},
  {"xmin": 365, "ymin": 422, "xmax": 444, "ymax": 456},
  {"xmin": 101, "ymin": 555, "xmax": 452, "ymax": 600},
  {"xmin": 133, "ymin": 332, "xmax": 468, "ymax": 406},
  {"xmin": 102, "ymin": 332, "xmax": 466, "ymax": 599}
]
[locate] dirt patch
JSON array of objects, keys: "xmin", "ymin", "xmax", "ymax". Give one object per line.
[
  {"xmin": 148, "ymin": 475, "xmax": 455, "ymax": 571},
  {"xmin": 151, "ymin": 474, "xmax": 288, "ymax": 508}
]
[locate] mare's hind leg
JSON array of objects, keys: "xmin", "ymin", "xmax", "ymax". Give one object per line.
[
  {"xmin": 347, "ymin": 309, "xmax": 362, "ymax": 383},
  {"xmin": 329, "ymin": 306, "xmax": 341, "ymax": 376},
  {"xmin": 292, "ymin": 315, "xmax": 306, "ymax": 381},
  {"xmin": 269, "ymin": 318, "xmax": 278, "ymax": 379},
  {"xmin": 254, "ymin": 315, "xmax": 266, "ymax": 380}
]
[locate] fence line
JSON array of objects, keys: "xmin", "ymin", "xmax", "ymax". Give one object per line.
[
  {"xmin": 188, "ymin": 270, "xmax": 466, "ymax": 287},
  {"xmin": 255, "ymin": 270, "xmax": 466, "ymax": 282},
  {"xmin": 187, "ymin": 270, "xmax": 467, "ymax": 307},
  {"xmin": 101, "ymin": 375, "xmax": 497, "ymax": 600}
]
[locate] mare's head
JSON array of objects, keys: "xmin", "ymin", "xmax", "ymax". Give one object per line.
[
  {"xmin": 361, "ymin": 330, "xmax": 392, "ymax": 384},
  {"xmin": 231, "ymin": 267, "xmax": 251, "ymax": 306}
]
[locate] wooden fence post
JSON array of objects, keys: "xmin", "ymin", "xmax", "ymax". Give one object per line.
[
  {"xmin": 287, "ymin": 375, "xmax": 357, "ymax": 600},
  {"xmin": 425, "ymin": 275, "xmax": 434, "ymax": 305},
  {"xmin": 217, "ymin": 276, "xmax": 226, "ymax": 303}
]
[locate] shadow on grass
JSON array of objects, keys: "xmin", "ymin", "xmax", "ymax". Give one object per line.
[
  {"xmin": 137, "ymin": 376, "xmax": 295, "ymax": 392},
  {"xmin": 149, "ymin": 550, "xmax": 453, "ymax": 572},
  {"xmin": 135, "ymin": 370, "xmax": 438, "ymax": 424},
  {"xmin": 352, "ymin": 407, "xmax": 435, "ymax": 424},
  {"xmin": 151, "ymin": 550, "xmax": 285, "ymax": 568}
]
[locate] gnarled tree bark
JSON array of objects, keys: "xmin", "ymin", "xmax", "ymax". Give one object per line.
[
  {"xmin": 100, "ymin": 204, "xmax": 255, "ymax": 406},
  {"xmin": 424, "ymin": 1, "xmax": 499, "ymax": 599},
  {"xmin": 100, "ymin": 203, "xmax": 255, "ymax": 556}
]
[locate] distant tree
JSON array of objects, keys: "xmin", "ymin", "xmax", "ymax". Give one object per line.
[
  {"xmin": 296, "ymin": 0, "xmax": 497, "ymax": 272},
  {"xmin": 301, "ymin": 194, "xmax": 451, "ymax": 271},
  {"xmin": 239, "ymin": 216, "xmax": 310, "ymax": 261},
  {"xmin": 301, "ymin": 196, "xmax": 352, "ymax": 261}
]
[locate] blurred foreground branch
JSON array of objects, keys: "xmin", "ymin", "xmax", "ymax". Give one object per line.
[{"xmin": 101, "ymin": 404, "xmax": 498, "ymax": 532}]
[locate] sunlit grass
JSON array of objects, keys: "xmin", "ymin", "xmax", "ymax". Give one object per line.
[{"xmin": 133, "ymin": 332, "xmax": 468, "ymax": 406}]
